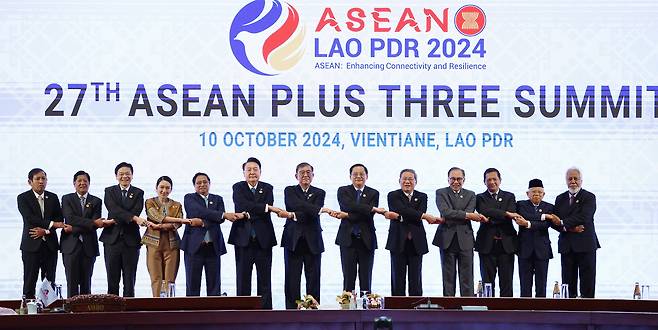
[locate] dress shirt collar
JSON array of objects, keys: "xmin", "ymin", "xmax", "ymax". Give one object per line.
[
  {"xmin": 77, "ymin": 192, "xmax": 88, "ymax": 199},
  {"xmin": 33, "ymin": 190, "xmax": 44, "ymax": 199}
]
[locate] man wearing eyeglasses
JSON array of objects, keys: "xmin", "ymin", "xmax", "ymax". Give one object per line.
[
  {"xmin": 434, "ymin": 167, "xmax": 487, "ymax": 297},
  {"xmin": 554, "ymin": 167, "xmax": 600, "ymax": 298}
]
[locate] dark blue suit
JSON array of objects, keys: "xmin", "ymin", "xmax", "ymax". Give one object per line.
[
  {"xmin": 282, "ymin": 184, "xmax": 325, "ymax": 309},
  {"xmin": 516, "ymin": 200, "xmax": 559, "ymax": 297},
  {"xmin": 475, "ymin": 190, "xmax": 517, "ymax": 297},
  {"xmin": 100, "ymin": 184, "xmax": 144, "ymax": 297},
  {"xmin": 336, "ymin": 185, "xmax": 379, "ymax": 293},
  {"xmin": 229, "ymin": 181, "xmax": 276, "ymax": 309},
  {"xmin": 554, "ymin": 189, "xmax": 600, "ymax": 298},
  {"xmin": 61, "ymin": 192, "xmax": 102, "ymax": 297},
  {"xmin": 181, "ymin": 192, "xmax": 227, "ymax": 296},
  {"xmin": 386, "ymin": 189, "xmax": 428, "ymax": 296}
]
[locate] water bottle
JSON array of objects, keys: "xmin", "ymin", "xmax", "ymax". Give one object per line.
[
  {"xmin": 633, "ymin": 282, "xmax": 641, "ymax": 299},
  {"xmin": 160, "ymin": 280, "xmax": 168, "ymax": 297},
  {"xmin": 476, "ymin": 280, "xmax": 483, "ymax": 297},
  {"xmin": 552, "ymin": 281, "xmax": 561, "ymax": 298}
]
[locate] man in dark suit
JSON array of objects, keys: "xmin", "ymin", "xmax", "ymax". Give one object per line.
[
  {"xmin": 100, "ymin": 162, "xmax": 147, "ymax": 297},
  {"xmin": 17, "ymin": 168, "xmax": 66, "ymax": 299},
  {"xmin": 334, "ymin": 163, "xmax": 386, "ymax": 294},
  {"xmin": 514, "ymin": 178, "xmax": 563, "ymax": 297},
  {"xmin": 61, "ymin": 170, "xmax": 108, "ymax": 298},
  {"xmin": 554, "ymin": 167, "xmax": 600, "ymax": 298},
  {"xmin": 230, "ymin": 157, "xmax": 281, "ymax": 309},
  {"xmin": 475, "ymin": 168, "xmax": 524, "ymax": 297},
  {"xmin": 281, "ymin": 162, "xmax": 334, "ymax": 308},
  {"xmin": 182, "ymin": 172, "xmax": 243, "ymax": 296},
  {"xmin": 435, "ymin": 167, "xmax": 487, "ymax": 297},
  {"xmin": 385, "ymin": 169, "xmax": 441, "ymax": 296}
]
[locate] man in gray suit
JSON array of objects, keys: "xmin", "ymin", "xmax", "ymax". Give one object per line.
[{"xmin": 434, "ymin": 167, "xmax": 487, "ymax": 296}]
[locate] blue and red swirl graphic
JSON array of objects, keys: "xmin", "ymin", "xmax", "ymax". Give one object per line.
[{"xmin": 230, "ymin": 0, "xmax": 305, "ymax": 76}]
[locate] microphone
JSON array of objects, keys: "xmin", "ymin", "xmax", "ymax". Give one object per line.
[{"xmin": 410, "ymin": 297, "xmax": 443, "ymax": 309}]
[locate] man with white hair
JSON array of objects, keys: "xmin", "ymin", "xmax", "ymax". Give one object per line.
[{"xmin": 554, "ymin": 167, "xmax": 600, "ymax": 298}]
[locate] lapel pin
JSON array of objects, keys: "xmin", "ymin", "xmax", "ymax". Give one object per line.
[
  {"xmin": 45, "ymin": 195, "xmax": 49, "ymax": 199},
  {"xmin": 129, "ymin": 193, "xmax": 134, "ymax": 199},
  {"xmin": 362, "ymin": 193, "xmax": 366, "ymax": 198},
  {"xmin": 209, "ymin": 201, "xmax": 214, "ymax": 205},
  {"xmin": 259, "ymin": 189, "xmax": 263, "ymax": 194},
  {"xmin": 538, "ymin": 209, "xmax": 542, "ymax": 213},
  {"xmin": 576, "ymin": 200, "xmax": 579, "ymax": 204},
  {"xmin": 414, "ymin": 198, "xmax": 418, "ymax": 202},
  {"xmin": 86, "ymin": 203, "xmax": 91, "ymax": 208},
  {"xmin": 308, "ymin": 193, "xmax": 313, "ymax": 198},
  {"xmin": 460, "ymin": 195, "xmax": 463, "ymax": 198},
  {"xmin": 498, "ymin": 198, "xmax": 502, "ymax": 202}
]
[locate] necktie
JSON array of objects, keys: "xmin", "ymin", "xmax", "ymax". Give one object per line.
[
  {"xmin": 534, "ymin": 205, "xmax": 539, "ymax": 213},
  {"xmin": 80, "ymin": 196, "xmax": 86, "ymax": 214},
  {"xmin": 203, "ymin": 196, "xmax": 212, "ymax": 243},
  {"xmin": 249, "ymin": 188, "xmax": 257, "ymax": 240},
  {"xmin": 492, "ymin": 193, "xmax": 498, "ymax": 201},
  {"xmin": 352, "ymin": 189, "xmax": 363, "ymax": 237},
  {"xmin": 122, "ymin": 189, "xmax": 128, "ymax": 200},
  {"xmin": 38, "ymin": 195, "xmax": 44, "ymax": 218},
  {"xmin": 569, "ymin": 193, "xmax": 575, "ymax": 206}
]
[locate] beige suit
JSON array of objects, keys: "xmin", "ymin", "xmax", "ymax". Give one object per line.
[{"xmin": 142, "ymin": 197, "xmax": 182, "ymax": 297}]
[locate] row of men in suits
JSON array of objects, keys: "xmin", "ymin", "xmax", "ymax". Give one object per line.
[
  {"xmin": 435, "ymin": 167, "xmax": 600, "ymax": 299},
  {"xmin": 17, "ymin": 161, "xmax": 599, "ymax": 306}
]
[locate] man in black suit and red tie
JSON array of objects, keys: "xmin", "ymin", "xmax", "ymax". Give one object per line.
[
  {"xmin": 334, "ymin": 164, "xmax": 386, "ymax": 294},
  {"xmin": 281, "ymin": 162, "xmax": 335, "ymax": 309},
  {"xmin": 475, "ymin": 168, "xmax": 524, "ymax": 297},
  {"xmin": 554, "ymin": 167, "xmax": 600, "ymax": 298},
  {"xmin": 100, "ymin": 162, "xmax": 148, "ymax": 297},
  {"xmin": 182, "ymin": 172, "xmax": 243, "ymax": 296},
  {"xmin": 61, "ymin": 170, "xmax": 108, "ymax": 298},
  {"xmin": 385, "ymin": 169, "xmax": 442, "ymax": 296},
  {"xmin": 514, "ymin": 178, "xmax": 563, "ymax": 297},
  {"xmin": 17, "ymin": 168, "xmax": 66, "ymax": 299},
  {"xmin": 230, "ymin": 157, "xmax": 283, "ymax": 309}
]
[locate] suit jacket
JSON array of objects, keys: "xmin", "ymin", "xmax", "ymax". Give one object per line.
[
  {"xmin": 433, "ymin": 187, "xmax": 476, "ymax": 251},
  {"xmin": 475, "ymin": 189, "xmax": 518, "ymax": 254},
  {"xmin": 335, "ymin": 185, "xmax": 379, "ymax": 251},
  {"xmin": 181, "ymin": 192, "xmax": 227, "ymax": 256},
  {"xmin": 142, "ymin": 197, "xmax": 183, "ymax": 249},
  {"xmin": 229, "ymin": 181, "xmax": 277, "ymax": 248},
  {"xmin": 60, "ymin": 192, "xmax": 102, "ymax": 257},
  {"xmin": 385, "ymin": 189, "xmax": 429, "ymax": 255},
  {"xmin": 18, "ymin": 190, "xmax": 63, "ymax": 252},
  {"xmin": 554, "ymin": 189, "xmax": 600, "ymax": 253},
  {"xmin": 516, "ymin": 200, "xmax": 559, "ymax": 259},
  {"xmin": 282, "ymin": 185, "xmax": 325, "ymax": 254},
  {"xmin": 99, "ymin": 185, "xmax": 144, "ymax": 247}
]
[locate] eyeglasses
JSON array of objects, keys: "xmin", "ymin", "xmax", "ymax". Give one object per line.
[{"xmin": 449, "ymin": 177, "xmax": 464, "ymax": 182}]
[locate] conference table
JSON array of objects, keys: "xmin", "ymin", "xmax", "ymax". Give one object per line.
[{"xmin": 1, "ymin": 296, "xmax": 657, "ymax": 329}]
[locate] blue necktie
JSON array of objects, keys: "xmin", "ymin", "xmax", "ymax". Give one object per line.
[
  {"xmin": 352, "ymin": 189, "xmax": 362, "ymax": 236},
  {"xmin": 203, "ymin": 196, "xmax": 212, "ymax": 243}
]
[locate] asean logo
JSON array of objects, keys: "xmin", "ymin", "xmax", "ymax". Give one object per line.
[
  {"xmin": 230, "ymin": 0, "xmax": 305, "ymax": 76},
  {"xmin": 455, "ymin": 5, "xmax": 486, "ymax": 36}
]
